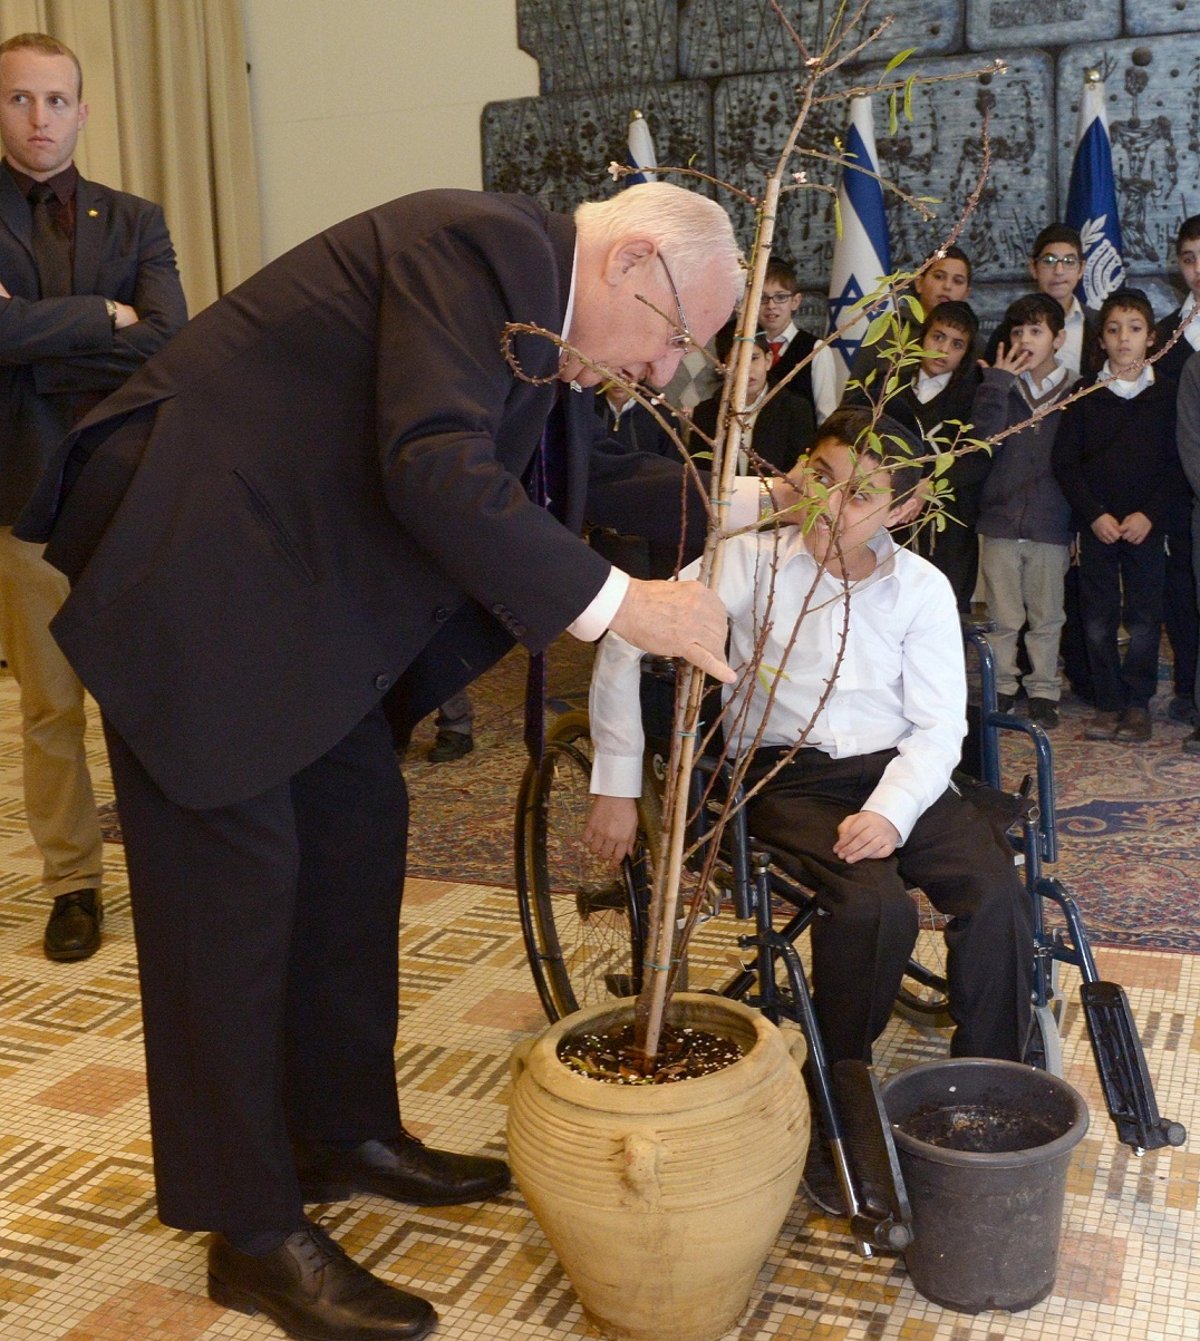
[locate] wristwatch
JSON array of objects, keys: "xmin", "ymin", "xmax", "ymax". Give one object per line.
[{"xmin": 104, "ymin": 298, "xmax": 118, "ymax": 327}]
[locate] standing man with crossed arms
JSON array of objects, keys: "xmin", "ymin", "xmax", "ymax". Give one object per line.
[{"xmin": 0, "ymin": 31, "xmax": 187, "ymax": 961}]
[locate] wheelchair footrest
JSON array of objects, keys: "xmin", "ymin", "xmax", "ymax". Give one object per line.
[
  {"xmin": 832, "ymin": 1060, "xmax": 913, "ymax": 1251},
  {"xmin": 1080, "ymin": 981, "xmax": 1188, "ymax": 1153}
]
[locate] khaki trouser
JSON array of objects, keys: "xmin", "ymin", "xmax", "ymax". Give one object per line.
[{"xmin": 0, "ymin": 527, "xmax": 102, "ymax": 897}]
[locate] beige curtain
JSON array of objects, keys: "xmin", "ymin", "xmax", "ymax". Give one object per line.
[{"xmin": 0, "ymin": 0, "xmax": 261, "ymax": 312}]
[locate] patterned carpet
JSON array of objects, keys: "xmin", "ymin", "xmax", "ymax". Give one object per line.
[{"xmin": 401, "ymin": 636, "xmax": 1200, "ymax": 954}]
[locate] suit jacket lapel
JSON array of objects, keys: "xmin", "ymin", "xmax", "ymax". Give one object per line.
[{"xmin": 72, "ymin": 176, "xmax": 105, "ymax": 295}]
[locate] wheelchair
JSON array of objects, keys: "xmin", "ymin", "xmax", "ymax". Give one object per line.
[{"xmin": 513, "ymin": 628, "xmax": 1185, "ymax": 1253}]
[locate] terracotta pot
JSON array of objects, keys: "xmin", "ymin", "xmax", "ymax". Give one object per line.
[{"xmin": 507, "ymin": 993, "xmax": 809, "ymax": 1341}]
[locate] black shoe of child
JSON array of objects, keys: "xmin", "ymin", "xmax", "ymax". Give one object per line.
[{"xmin": 1027, "ymin": 698, "xmax": 1059, "ymax": 729}]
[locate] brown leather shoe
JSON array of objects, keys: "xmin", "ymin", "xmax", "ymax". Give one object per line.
[
  {"xmin": 294, "ymin": 1131, "xmax": 510, "ymax": 1206},
  {"xmin": 208, "ymin": 1220, "xmax": 436, "ymax": 1340},
  {"xmin": 43, "ymin": 889, "xmax": 102, "ymax": 961},
  {"xmin": 1114, "ymin": 705, "xmax": 1152, "ymax": 742},
  {"xmin": 1083, "ymin": 710, "xmax": 1120, "ymax": 741}
]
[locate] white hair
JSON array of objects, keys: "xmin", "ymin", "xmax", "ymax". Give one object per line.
[{"xmin": 575, "ymin": 182, "xmax": 743, "ymax": 305}]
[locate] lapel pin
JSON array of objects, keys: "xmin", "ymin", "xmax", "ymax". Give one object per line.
[{"xmin": 87, "ymin": 208, "xmax": 99, "ymax": 217}]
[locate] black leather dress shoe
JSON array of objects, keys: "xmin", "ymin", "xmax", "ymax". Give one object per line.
[
  {"xmin": 294, "ymin": 1130, "xmax": 510, "ymax": 1206},
  {"xmin": 208, "ymin": 1220, "xmax": 436, "ymax": 1340},
  {"xmin": 43, "ymin": 889, "xmax": 102, "ymax": 961}
]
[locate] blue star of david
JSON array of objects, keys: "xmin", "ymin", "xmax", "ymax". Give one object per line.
[{"xmin": 827, "ymin": 274, "xmax": 868, "ymax": 365}]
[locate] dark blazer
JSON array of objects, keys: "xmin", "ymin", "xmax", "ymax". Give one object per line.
[
  {"xmin": 1154, "ymin": 305, "xmax": 1199, "ymax": 387},
  {"xmin": 691, "ymin": 388, "xmax": 814, "ymax": 474},
  {"xmin": 19, "ymin": 190, "xmax": 705, "ymax": 810},
  {"xmin": 0, "ymin": 163, "xmax": 187, "ymax": 522}
]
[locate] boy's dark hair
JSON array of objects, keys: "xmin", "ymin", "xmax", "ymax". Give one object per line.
[
  {"xmin": 714, "ymin": 319, "xmax": 770, "ymax": 366},
  {"xmin": 1176, "ymin": 215, "xmax": 1200, "ymax": 252},
  {"xmin": 763, "ymin": 260, "xmax": 799, "ymax": 293},
  {"xmin": 1097, "ymin": 286, "xmax": 1155, "ymax": 333},
  {"xmin": 1030, "ymin": 223, "xmax": 1082, "ymax": 259},
  {"xmin": 922, "ymin": 244, "xmax": 973, "ymax": 281},
  {"xmin": 920, "ymin": 299, "xmax": 979, "ymax": 344},
  {"xmin": 1003, "ymin": 292, "xmax": 1065, "ymax": 335},
  {"xmin": 810, "ymin": 408, "xmax": 923, "ymax": 506}
]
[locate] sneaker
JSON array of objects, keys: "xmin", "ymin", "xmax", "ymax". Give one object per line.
[
  {"xmin": 1114, "ymin": 705, "xmax": 1152, "ymax": 742},
  {"xmin": 427, "ymin": 730, "xmax": 474, "ymax": 763},
  {"xmin": 1027, "ymin": 697, "xmax": 1059, "ymax": 729},
  {"xmin": 994, "ymin": 693, "xmax": 1017, "ymax": 714},
  {"xmin": 1083, "ymin": 710, "xmax": 1121, "ymax": 741}
]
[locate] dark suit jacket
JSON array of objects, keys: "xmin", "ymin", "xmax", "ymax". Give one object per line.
[
  {"xmin": 0, "ymin": 163, "xmax": 187, "ymax": 523},
  {"xmin": 18, "ymin": 190, "xmax": 706, "ymax": 810}
]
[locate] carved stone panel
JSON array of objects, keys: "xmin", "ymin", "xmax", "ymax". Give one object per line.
[
  {"xmin": 515, "ymin": 0, "xmax": 677, "ymax": 95},
  {"xmin": 1055, "ymin": 35, "xmax": 1200, "ymax": 273},
  {"xmin": 481, "ymin": 83, "xmax": 712, "ymax": 215},
  {"xmin": 678, "ymin": 0, "xmax": 960, "ymax": 79},
  {"xmin": 1125, "ymin": 0, "xmax": 1200, "ymax": 38},
  {"xmin": 712, "ymin": 51, "xmax": 1055, "ymax": 291},
  {"xmin": 966, "ymin": 0, "xmax": 1121, "ymax": 52}
]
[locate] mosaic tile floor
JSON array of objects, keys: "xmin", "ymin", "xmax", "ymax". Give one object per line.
[{"xmin": 0, "ymin": 667, "xmax": 1196, "ymax": 1341}]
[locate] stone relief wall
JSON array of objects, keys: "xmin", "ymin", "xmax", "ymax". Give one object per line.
[{"xmin": 482, "ymin": 0, "xmax": 1200, "ymax": 329}]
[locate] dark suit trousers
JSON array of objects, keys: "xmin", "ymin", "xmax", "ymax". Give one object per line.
[
  {"xmin": 104, "ymin": 706, "xmax": 407, "ymax": 1235},
  {"xmin": 745, "ymin": 748, "xmax": 1033, "ymax": 1067}
]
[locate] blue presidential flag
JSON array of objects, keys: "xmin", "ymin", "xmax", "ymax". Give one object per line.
[
  {"xmin": 827, "ymin": 97, "xmax": 892, "ymax": 394},
  {"xmin": 1065, "ymin": 73, "xmax": 1125, "ymax": 311},
  {"xmin": 625, "ymin": 110, "xmax": 656, "ymax": 186}
]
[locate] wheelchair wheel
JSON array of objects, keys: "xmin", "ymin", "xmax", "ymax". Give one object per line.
[
  {"xmin": 515, "ymin": 711, "xmax": 661, "ymax": 1023},
  {"xmin": 893, "ymin": 892, "xmax": 952, "ymax": 1029},
  {"xmin": 1023, "ymin": 1001, "xmax": 1064, "ymax": 1077}
]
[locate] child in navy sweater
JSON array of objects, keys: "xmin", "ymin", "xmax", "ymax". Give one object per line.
[{"xmin": 1052, "ymin": 289, "xmax": 1182, "ymax": 741}]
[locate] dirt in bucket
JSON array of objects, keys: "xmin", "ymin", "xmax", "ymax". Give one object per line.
[
  {"xmin": 897, "ymin": 1101, "xmax": 1062, "ymax": 1153},
  {"xmin": 558, "ymin": 1021, "xmax": 745, "ymax": 1085}
]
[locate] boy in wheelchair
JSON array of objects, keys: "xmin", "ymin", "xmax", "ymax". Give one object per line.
[{"xmin": 583, "ymin": 409, "xmax": 1035, "ymax": 1202}]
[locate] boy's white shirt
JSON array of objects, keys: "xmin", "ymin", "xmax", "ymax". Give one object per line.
[
  {"xmin": 1059, "ymin": 297, "xmax": 1087, "ymax": 374},
  {"xmin": 1099, "ymin": 359, "xmax": 1155, "ymax": 401},
  {"xmin": 588, "ymin": 527, "xmax": 966, "ymax": 844},
  {"xmin": 914, "ymin": 368, "xmax": 952, "ymax": 403}
]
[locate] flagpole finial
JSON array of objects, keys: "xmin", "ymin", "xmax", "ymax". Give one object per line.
[
  {"xmin": 630, "ymin": 109, "xmax": 645, "ymax": 122},
  {"xmin": 1083, "ymin": 68, "xmax": 1102, "ymax": 85}
]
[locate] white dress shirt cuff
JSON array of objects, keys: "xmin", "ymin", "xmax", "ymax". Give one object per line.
[{"xmin": 568, "ymin": 567, "xmax": 630, "ymax": 642}]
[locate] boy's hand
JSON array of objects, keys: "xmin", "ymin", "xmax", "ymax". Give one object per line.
[
  {"xmin": 1119, "ymin": 511, "xmax": 1152, "ymax": 544},
  {"xmin": 609, "ymin": 578, "xmax": 735, "ymax": 684},
  {"xmin": 984, "ymin": 341, "xmax": 1033, "ymax": 376},
  {"xmin": 583, "ymin": 795, "xmax": 639, "ymax": 865},
  {"xmin": 833, "ymin": 810, "xmax": 900, "ymax": 864},
  {"xmin": 1090, "ymin": 512, "xmax": 1122, "ymax": 544}
]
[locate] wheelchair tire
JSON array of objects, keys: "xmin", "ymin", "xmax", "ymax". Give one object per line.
[
  {"xmin": 515, "ymin": 711, "xmax": 660, "ymax": 1023},
  {"xmin": 1022, "ymin": 1001, "xmax": 1064, "ymax": 1077}
]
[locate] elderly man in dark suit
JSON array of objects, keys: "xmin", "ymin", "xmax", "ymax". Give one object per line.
[
  {"xmin": 19, "ymin": 181, "xmax": 752, "ymax": 1340},
  {"xmin": 0, "ymin": 31, "xmax": 186, "ymax": 963}
]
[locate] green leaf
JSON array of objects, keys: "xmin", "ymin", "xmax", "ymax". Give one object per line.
[
  {"xmin": 884, "ymin": 47, "xmax": 917, "ymax": 74},
  {"xmin": 832, "ymin": 195, "xmax": 843, "ymax": 240},
  {"xmin": 863, "ymin": 310, "xmax": 892, "ymax": 347},
  {"xmin": 888, "ymin": 90, "xmax": 898, "ymax": 136},
  {"xmin": 932, "ymin": 452, "xmax": 954, "ymax": 477},
  {"xmin": 904, "ymin": 75, "xmax": 916, "ymax": 122},
  {"xmin": 901, "ymin": 294, "xmax": 926, "ymax": 324}
]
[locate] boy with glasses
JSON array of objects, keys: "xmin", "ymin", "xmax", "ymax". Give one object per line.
[{"xmin": 759, "ymin": 260, "xmax": 838, "ymax": 423}]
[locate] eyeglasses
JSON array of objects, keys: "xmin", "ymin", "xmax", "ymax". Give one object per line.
[
  {"xmin": 1036, "ymin": 253, "xmax": 1081, "ymax": 270},
  {"xmin": 760, "ymin": 291, "xmax": 797, "ymax": 306},
  {"xmin": 657, "ymin": 253, "xmax": 693, "ymax": 352}
]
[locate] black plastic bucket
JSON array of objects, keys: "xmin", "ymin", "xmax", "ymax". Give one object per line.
[{"xmin": 881, "ymin": 1059, "xmax": 1089, "ymax": 1313}]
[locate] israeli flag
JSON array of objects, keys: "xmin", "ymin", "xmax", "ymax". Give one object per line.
[
  {"xmin": 826, "ymin": 96, "xmax": 892, "ymax": 395},
  {"xmin": 626, "ymin": 110, "xmax": 656, "ymax": 186},
  {"xmin": 1065, "ymin": 74, "xmax": 1125, "ymax": 311}
]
